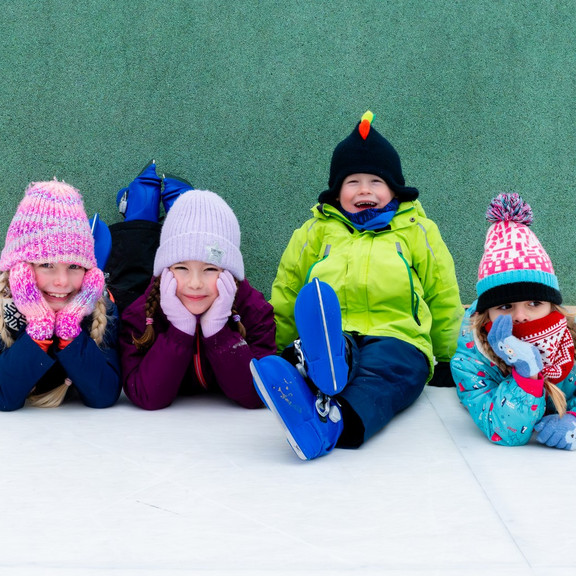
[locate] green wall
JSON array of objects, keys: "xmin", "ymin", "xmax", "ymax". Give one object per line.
[{"xmin": 2, "ymin": 0, "xmax": 575, "ymax": 303}]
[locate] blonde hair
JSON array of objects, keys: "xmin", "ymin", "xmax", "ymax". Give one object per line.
[
  {"xmin": 0, "ymin": 270, "xmax": 110, "ymax": 408},
  {"xmin": 133, "ymin": 275, "xmax": 247, "ymax": 352},
  {"xmin": 472, "ymin": 303, "xmax": 574, "ymax": 417}
]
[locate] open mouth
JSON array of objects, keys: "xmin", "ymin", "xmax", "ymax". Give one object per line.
[
  {"xmin": 354, "ymin": 201, "xmax": 377, "ymax": 210},
  {"xmin": 46, "ymin": 293, "xmax": 70, "ymax": 299}
]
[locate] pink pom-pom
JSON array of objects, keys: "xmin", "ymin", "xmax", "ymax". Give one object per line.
[{"xmin": 485, "ymin": 192, "xmax": 533, "ymax": 226}]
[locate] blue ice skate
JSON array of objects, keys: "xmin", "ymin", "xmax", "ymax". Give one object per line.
[
  {"xmin": 250, "ymin": 356, "xmax": 343, "ymax": 460},
  {"xmin": 161, "ymin": 174, "xmax": 194, "ymax": 214},
  {"xmin": 89, "ymin": 213, "xmax": 112, "ymax": 270},
  {"xmin": 117, "ymin": 160, "xmax": 162, "ymax": 222},
  {"xmin": 294, "ymin": 278, "xmax": 348, "ymax": 395}
]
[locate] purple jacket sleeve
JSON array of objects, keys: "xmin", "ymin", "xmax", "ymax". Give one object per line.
[
  {"xmin": 120, "ymin": 293, "xmax": 197, "ymax": 410},
  {"xmin": 201, "ymin": 279, "xmax": 276, "ymax": 408}
]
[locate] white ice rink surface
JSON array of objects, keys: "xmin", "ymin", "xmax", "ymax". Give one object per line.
[{"xmin": 0, "ymin": 386, "xmax": 572, "ymax": 576}]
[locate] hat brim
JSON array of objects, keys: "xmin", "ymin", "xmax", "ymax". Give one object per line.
[{"xmin": 476, "ymin": 282, "xmax": 563, "ymax": 313}]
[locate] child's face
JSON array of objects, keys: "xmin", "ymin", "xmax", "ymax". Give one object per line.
[
  {"xmin": 169, "ymin": 260, "xmax": 222, "ymax": 316},
  {"xmin": 33, "ymin": 262, "xmax": 86, "ymax": 312},
  {"xmin": 337, "ymin": 173, "xmax": 395, "ymax": 213},
  {"xmin": 487, "ymin": 300, "xmax": 552, "ymax": 324}
]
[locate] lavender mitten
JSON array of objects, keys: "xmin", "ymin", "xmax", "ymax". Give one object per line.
[
  {"xmin": 9, "ymin": 261, "xmax": 55, "ymax": 340},
  {"xmin": 55, "ymin": 267, "xmax": 105, "ymax": 340},
  {"xmin": 200, "ymin": 270, "xmax": 237, "ymax": 338},
  {"xmin": 160, "ymin": 268, "xmax": 197, "ymax": 336},
  {"xmin": 487, "ymin": 314, "xmax": 542, "ymax": 378}
]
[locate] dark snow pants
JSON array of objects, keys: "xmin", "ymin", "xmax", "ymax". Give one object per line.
[
  {"xmin": 105, "ymin": 220, "xmax": 161, "ymax": 314},
  {"xmin": 336, "ymin": 334, "xmax": 429, "ymax": 448}
]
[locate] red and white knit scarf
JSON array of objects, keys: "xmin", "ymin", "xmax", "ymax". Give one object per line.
[{"xmin": 486, "ymin": 311, "xmax": 574, "ymax": 383}]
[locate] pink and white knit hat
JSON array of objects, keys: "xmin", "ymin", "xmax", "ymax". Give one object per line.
[
  {"xmin": 476, "ymin": 193, "xmax": 561, "ymax": 312},
  {"xmin": 0, "ymin": 179, "xmax": 97, "ymax": 272}
]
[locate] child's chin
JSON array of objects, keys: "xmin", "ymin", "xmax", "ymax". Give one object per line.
[{"xmin": 48, "ymin": 301, "xmax": 68, "ymax": 313}]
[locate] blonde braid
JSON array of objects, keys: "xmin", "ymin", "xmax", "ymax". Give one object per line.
[
  {"xmin": 27, "ymin": 382, "xmax": 70, "ymax": 408},
  {"xmin": 89, "ymin": 297, "xmax": 108, "ymax": 346}
]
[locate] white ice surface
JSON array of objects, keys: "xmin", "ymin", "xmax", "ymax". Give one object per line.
[{"xmin": 0, "ymin": 387, "xmax": 573, "ymax": 576}]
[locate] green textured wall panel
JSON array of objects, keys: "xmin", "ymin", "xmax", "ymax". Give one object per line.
[{"xmin": 1, "ymin": 0, "xmax": 575, "ymax": 303}]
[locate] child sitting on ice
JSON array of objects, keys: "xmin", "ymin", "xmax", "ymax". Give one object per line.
[{"xmin": 251, "ymin": 111, "xmax": 463, "ymax": 460}]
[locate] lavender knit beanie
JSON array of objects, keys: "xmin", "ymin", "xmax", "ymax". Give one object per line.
[
  {"xmin": 153, "ymin": 190, "xmax": 244, "ymax": 280},
  {"xmin": 0, "ymin": 180, "xmax": 97, "ymax": 272}
]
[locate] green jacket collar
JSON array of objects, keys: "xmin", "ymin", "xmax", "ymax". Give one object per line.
[{"xmin": 313, "ymin": 200, "xmax": 425, "ymax": 232}]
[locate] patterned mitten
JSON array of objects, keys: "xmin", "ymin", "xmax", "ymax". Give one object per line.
[
  {"xmin": 487, "ymin": 315, "xmax": 542, "ymax": 378},
  {"xmin": 534, "ymin": 413, "xmax": 576, "ymax": 450},
  {"xmin": 200, "ymin": 270, "xmax": 237, "ymax": 338},
  {"xmin": 55, "ymin": 267, "xmax": 105, "ymax": 340},
  {"xmin": 9, "ymin": 261, "xmax": 55, "ymax": 340},
  {"xmin": 160, "ymin": 268, "xmax": 197, "ymax": 335}
]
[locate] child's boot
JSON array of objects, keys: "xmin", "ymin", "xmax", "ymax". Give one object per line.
[
  {"xmin": 161, "ymin": 174, "xmax": 194, "ymax": 214},
  {"xmin": 117, "ymin": 160, "xmax": 162, "ymax": 222},
  {"xmin": 250, "ymin": 355, "xmax": 343, "ymax": 460},
  {"xmin": 89, "ymin": 213, "xmax": 112, "ymax": 270},
  {"xmin": 294, "ymin": 278, "xmax": 348, "ymax": 395}
]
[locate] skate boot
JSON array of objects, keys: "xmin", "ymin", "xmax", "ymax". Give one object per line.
[
  {"xmin": 250, "ymin": 355, "xmax": 343, "ymax": 460},
  {"xmin": 294, "ymin": 278, "xmax": 348, "ymax": 395},
  {"xmin": 161, "ymin": 174, "xmax": 194, "ymax": 214},
  {"xmin": 89, "ymin": 213, "xmax": 112, "ymax": 270},
  {"xmin": 117, "ymin": 160, "xmax": 162, "ymax": 222}
]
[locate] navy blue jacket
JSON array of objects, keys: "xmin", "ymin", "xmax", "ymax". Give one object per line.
[{"xmin": 0, "ymin": 300, "xmax": 121, "ymax": 411}]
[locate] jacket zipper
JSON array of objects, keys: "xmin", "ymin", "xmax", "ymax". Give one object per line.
[
  {"xmin": 396, "ymin": 242, "xmax": 421, "ymax": 326},
  {"xmin": 194, "ymin": 332, "xmax": 208, "ymax": 389}
]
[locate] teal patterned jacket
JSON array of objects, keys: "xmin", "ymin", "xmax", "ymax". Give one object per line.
[{"xmin": 451, "ymin": 302, "xmax": 576, "ymax": 446}]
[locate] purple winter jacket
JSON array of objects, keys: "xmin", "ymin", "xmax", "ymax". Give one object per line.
[{"xmin": 120, "ymin": 278, "xmax": 276, "ymax": 410}]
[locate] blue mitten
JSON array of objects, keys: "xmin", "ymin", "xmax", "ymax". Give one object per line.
[
  {"xmin": 487, "ymin": 315, "xmax": 543, "ymax": 378},
  {"xmin": 534, "ymin": 413, "xmax": 576, "ymax": 450}
]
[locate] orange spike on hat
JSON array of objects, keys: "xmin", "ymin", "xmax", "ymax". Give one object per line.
[{"xmin": 358, "ymin": 110, "xmax": 374, "ymax": 140}]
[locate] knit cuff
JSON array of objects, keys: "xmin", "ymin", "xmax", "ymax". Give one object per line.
[
  {"xmin": 32, "ymin": 338, "xmax": 53, "ymax": 353},
  {"xmin": 58, "ymin": 338, "xmax": 73, "ymax": 350},
  {"xmin": 512, "ymin": 369, "xmax": 544, "ymax": 397}
]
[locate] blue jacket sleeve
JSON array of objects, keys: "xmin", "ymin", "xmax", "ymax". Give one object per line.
[
  {"xmin": 0, "ymin": 333, "xmax": 57, "ymax": 411},
  {"xmin": 450, "ymin": 308, "xmax": 546, "ymax": 446},
  {"xmin": 0, "ymin": 302, "xmax": 121, "ymax": 410},
  {"xmin": 56, "ymin": 325, "xmax": 121, "ymax": 409}
]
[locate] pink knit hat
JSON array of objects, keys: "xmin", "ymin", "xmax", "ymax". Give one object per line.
[
  {"xmin": 476, "ymin": 193, "xmax": 561, "ymax": 312},
  {"xmin": 0, "ymin": 180, "xmax": 97, "ymax": 271}
]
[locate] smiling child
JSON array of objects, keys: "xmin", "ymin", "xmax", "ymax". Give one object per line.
[
  {"xmin": 0, "ymin": 180, "xmax": 120, "ymax": 410},
  {"xmin": 250, "ymin": 111, "xmax": 463, "ymax": 460},
  {"xmin": 119, "ymin": 189, "xmax": 276, "ymax": 410}
]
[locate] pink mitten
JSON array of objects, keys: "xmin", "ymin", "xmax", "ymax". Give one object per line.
[
  {"xmin": 9, "ymin": 261, "xmax": 55, "ymax": 340},
  {"xmin": 200, "ymin": 270, "xmax": 237, "ymax": 338},
  {"xmin": 55, "ymin": 267, "xmax": 105, "ymax": 340},
  {"xmin": 160, "ymin": 268, "xmax": 197, "ymax": 335}
]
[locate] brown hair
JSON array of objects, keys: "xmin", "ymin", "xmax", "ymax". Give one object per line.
[{"xmin": 472, "ymin": 304, "xmax": 575, "ymax": 417}]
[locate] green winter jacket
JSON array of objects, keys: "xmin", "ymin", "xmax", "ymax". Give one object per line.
[{"xmin": 270, "ymin": 200, "xmax": 463, "ymax": 379}]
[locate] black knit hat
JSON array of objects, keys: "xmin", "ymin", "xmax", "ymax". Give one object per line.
[{"xmin": 318, "ymin": 111, "xmax": 419, "ymax": 205}]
